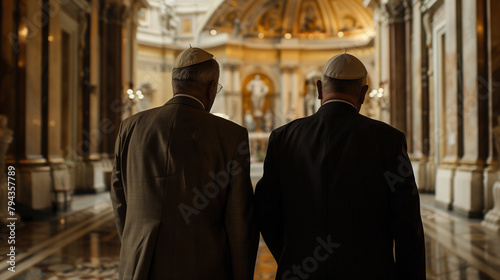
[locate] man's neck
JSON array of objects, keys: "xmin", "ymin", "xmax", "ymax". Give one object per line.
[
  {"xmin": 321, "ymin": 93, "xmax": 358, "ymax": 111},
  {"xmin": 173, "ymin": 93, "xmax": 206, "ymax": 110}
]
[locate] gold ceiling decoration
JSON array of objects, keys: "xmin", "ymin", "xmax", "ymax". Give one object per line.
[{"xmin": 205, "ymin": 0, "xmax": 373, "ymax": 40}]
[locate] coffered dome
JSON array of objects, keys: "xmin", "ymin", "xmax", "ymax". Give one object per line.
[{"xmin": 204, "ymin": 0, "xmax": 374, "ymax": 42}]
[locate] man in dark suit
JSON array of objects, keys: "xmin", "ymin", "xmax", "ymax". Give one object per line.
[
  {"xmin": 255, "ymin": 53, "xmax": 426, "ymax": 279},
  {"xmin": 111, "ymin": 47, "xmax": 258, "ymax": 280}
]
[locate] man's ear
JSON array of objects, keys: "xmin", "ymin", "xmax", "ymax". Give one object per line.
[
  {"xmin": 359, "ymin": 85, "xmax": 369, "ymax": 105},
  {"xmin": 208, "ymin": 80, "xmax": 217, "ymax": 99},
  {"xmin": 316, "ymin": 80, "xmax": 323, "ymax": 100}
]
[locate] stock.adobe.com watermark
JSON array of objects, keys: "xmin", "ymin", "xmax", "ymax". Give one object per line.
[{"xmin": 282, "ymin": 235, "xmax": 340, "ymax": 280}]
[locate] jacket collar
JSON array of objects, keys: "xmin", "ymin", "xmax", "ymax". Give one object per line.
[
  {"xmin": 166, "ymin": 95, "xmax": 205, "ymax": 110},
  {"xmin": 317, "ymin": 100, "xmax": 358, "ymax": 114}
]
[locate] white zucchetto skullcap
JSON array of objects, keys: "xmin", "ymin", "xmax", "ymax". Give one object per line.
[
  {"xmin": 322, "ymin": 53, "xmax": 367, "ymax": 80},
  {"xmin": 173, "ymin": 47, "xmax": 214, "ymax": 69}
]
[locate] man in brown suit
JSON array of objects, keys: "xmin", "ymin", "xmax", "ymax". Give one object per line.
[{"xmin": 111, "ymin": 47, "xmax": 258, "ymax": 280}]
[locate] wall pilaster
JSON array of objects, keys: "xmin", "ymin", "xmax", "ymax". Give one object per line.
[
  {"xmin": 452, "ymin": 0, "xmax": 487, "ymax": 217},
  {"xmin": 435, "ymin": 0, "xmax": 462, "ymax": 210}
]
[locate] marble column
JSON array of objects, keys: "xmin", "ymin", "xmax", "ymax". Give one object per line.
[
  {"xmin": 14, "ymin": 0, "xmax": 53, "ymax": 212},
  {"xmin": 103, "ymin": 3, "xmax": 124, "ymax": 156},
  {"xmin": 0, "ymin": 0, "xmax": 16, "ymax": 129},
  {"xmin": 409, "ymin": 0, "xmax": 429, "ymax": 191},
  {"xmin": 387, "ymin": 2, "xmax": 407, "ymax": 134},
  {"xmin": 452, "ymin": 0, "xmax": 487, "ymax": 218},
  {"xmin": 290, "ymin": 67, "xmax": 301, "ymax": 120},
  {"xmin": 48, "ymin": 0, "xmax": 62, "ymax": 165},
  {"xmin": 232, "ymin": 64, "xmax": 243, "ymax": 125},
  {"xmin": 421, "ymin": 4, "xmax": 437, "ymax": 193},
  {"xmin": 482, "ymin": 0, "xmax": 500, "ymax": 214},
  {"xmin": 48, "ymin": 0, "xmax": 82, "ymax": 209},
  {"xmin": 76, "ymin": 0, "xmax": 126, "ymax": 193},
  {"xmin": 288, "ymin": 67, "xmax": 299, "ymax": 121},
  {"xmin": 434, "ymin": 0, "xmax": 462, "ymax": 210},
  {"xmin": 75, "ymin": 0, "xmax": 106, "ymax": 193},
  {"xmin": 280, "ymin": 67, "xmax": 291, "ymax": 125}
]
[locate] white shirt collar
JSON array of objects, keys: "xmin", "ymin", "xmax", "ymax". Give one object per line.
[
  {"xmin": 173, "ymin": 94, "xmax": 205, "ymax": 110},
  {"xmin": 322, "ymin": 99, "xmax": 356, "ymax": 110}
]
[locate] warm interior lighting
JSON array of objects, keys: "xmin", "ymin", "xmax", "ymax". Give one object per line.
[
  {"xmin": 210, "ymin": 29, "xmax": 217, "ymax": 36},
  {"xmin": 137, "ymin": 90, "xmax": 144, "ymax": 99},
  {"xmin": 369, "ymin": 88, "xmax": 384, "ymax": 99},
  {"xmin": 337, "ymin": 31, "xmax": 344, "ymax": 38},
  {"xmin": 19, "ymin": 26, "xmax": 28, "ymax": 39},
  {"xmin": 284, "ymin": 33, "xmax": 292, "ymax": 39},
  {"xmin": 258, "ymin": 32, "xmax": 264, "ymax": 39}
]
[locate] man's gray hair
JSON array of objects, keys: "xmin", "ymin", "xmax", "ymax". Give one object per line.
[
  {"xmin": 172, "ymin": 59, "xmax": 219, "ymax": 89},
  {"xmin": 321, "ymin": 75, "xmax": 366, "ymax": 95}
]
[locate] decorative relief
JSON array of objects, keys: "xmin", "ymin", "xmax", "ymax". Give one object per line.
[
  {"xmin": 256, "ymin": 2, "xmax": 283, "ymax": 35},
  {"xmin": 339, "ymin": 15, "xmax": 360, "ymax": 32},
  {"xmin": 298, "ymin": 0, "xmax": 325, "ymax": 33}
]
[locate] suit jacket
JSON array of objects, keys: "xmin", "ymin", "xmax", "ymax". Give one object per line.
[
  {"xmin": 255, "ymin": 101, "xmax": 426, "ymax": 280},
  {"xmin": 111, "ymin": 96, "xmax": 258, "ymax": 280}
]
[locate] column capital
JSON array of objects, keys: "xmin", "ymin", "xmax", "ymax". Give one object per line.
[
  {"xmin": 222, "ymin": 62, "xmax": 241, "ymax": 71},
  {"xmin": 421, "ymin": 0, "xmax": 443, "ymax": 14},
  {"xmin": 104, "ymin": 2, "xmax": 129, "ymax": 25},
  {"xmin": 280, "ymin": 65, "xmax": 298, "ymax": 72},
  {"xmin": 384, "ymin": 0, "xmax": 408, "ymax": 23}
]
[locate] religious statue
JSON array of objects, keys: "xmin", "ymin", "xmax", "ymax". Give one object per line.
[
  {"xmin": 0, "ymin": 115, "xmax": 14, "ymax": 225},
  {"xmin": 247, "ymin": 74, "xmax": 269, "ymax": 117}
]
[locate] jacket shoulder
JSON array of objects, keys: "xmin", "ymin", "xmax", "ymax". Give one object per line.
[
  {"xmin": 210, "ymin": 114, "xmax": 248, "ymax": 135},
  {"xmin": 358, "ymin": 114, "xmax": 406, "ymax": 142},
  {"xmin": 271, "ymin": 116, "xmax": 310, "ymax": 135},
  {"xmin": 119, "ymin": 107, "xmax": 163, "ymax": 131}
]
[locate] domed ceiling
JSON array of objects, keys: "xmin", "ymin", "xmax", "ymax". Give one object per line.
[{"xmin": 204, "ymin": 0, "xmax": 374, "ymax": 41}]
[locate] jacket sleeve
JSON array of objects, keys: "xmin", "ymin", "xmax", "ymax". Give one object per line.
[
  {"xmin": 254, "ymin": 130, "xmax": 284, "ymax": 261},
  {"xmin": 111, "ymin": 123, "xmax": 127, "ymax": 241},
  {"xmin": 387, "ymin": 132, "xmax": 426, "ymax": 279},
  {"xmin": 225, "ymin": 128, "xmax": 259, "ymax": 280}
]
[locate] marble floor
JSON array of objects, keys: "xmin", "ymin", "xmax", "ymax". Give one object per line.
[{"xmin": 0, "ymin": 193, "xmax": 499, "ymax": 280}]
